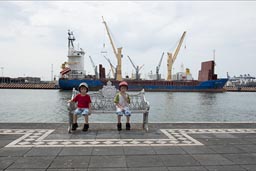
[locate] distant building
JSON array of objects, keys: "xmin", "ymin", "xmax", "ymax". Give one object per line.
[{"xmin": 0, "ymin": 77, "xmax": 41, "ymax": 83}]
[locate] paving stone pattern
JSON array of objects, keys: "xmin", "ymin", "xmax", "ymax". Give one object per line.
[{"xmin": 1, "ymin": 123, "xmax": 256, "ymax": 170}]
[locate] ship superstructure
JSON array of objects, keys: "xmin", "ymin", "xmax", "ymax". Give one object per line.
[{"xmin": 60, "ymin": 30, "xmax": 85, "ymax": 79}]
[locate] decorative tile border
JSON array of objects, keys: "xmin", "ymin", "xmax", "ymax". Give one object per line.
[{"xmin": 1, "ymin": 128, "xmax": 256, "ymax": 147}]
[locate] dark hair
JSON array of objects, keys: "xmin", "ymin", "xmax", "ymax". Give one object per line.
[
  {"xmin": 79, "ymin": 85, "xmax": 88, "ymax": 92},
  {"xmin": 119, "ymin": 85, "xmax": 128, "ymax": 90}
]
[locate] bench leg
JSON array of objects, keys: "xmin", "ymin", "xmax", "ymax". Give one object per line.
[
  {"xmin": 68, "ymin": 111, "xmax": 73, "ymax": 133},
  {"xmin": 143, "ymin": 112, "xmax": 149, "ymax": 132}
]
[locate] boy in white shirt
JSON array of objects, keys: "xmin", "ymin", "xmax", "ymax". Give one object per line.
[{"xmin": 114, "ymin": 81, "xmax": 131, "ymax": 131}]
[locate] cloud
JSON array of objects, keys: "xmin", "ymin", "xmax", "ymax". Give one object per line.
[{"xmin": 0, "ymin": 1, "xmax": 256, "ymax": 80}]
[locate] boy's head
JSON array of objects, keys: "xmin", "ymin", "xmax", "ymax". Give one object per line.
[
  {"xmin": 78, "ymin": 82, "xmax": 89, "ymax": 93},
  {"xmin": 119, "ymin": 81, "xmax": 128, "ymax": 92}
]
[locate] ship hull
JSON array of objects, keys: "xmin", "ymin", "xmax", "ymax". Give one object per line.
[{"xmin": 59, "ymin": 78, "xmax": 228, "ymax": 92}]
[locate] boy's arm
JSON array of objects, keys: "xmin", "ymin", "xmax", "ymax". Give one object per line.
[
  {"xmin": 68, "ymin": 94, "xmax": 78, "ymax": 103},
  {"xmin": 127, "ymin": 94, "xmax": 130, "ymax": 104},
  {"xmin": 68, "ymin": 98, "xmax": 74, "ymax": 103},
  {"xmin": 114, "ymin": 94, "xmax": 123, "ymax": 109},
  {"xmin": 88, "ymin": 103, "xmax": 92, "ymax": 115},
  {"xmin": 116, "ymin": 103, "xmax": 123, "ymax": 109}
]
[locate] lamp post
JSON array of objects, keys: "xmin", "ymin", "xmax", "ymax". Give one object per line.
[
  {"xmin": 0, "ymin": 67, "xmax": 3, "ymax": 83},
  {"xmin": 0, "ymin": 67, "xmax": 3, "ymax": 77},
  {"xmin": 51, "ymin": 64, "xmax": 53, "ymax": 81}
]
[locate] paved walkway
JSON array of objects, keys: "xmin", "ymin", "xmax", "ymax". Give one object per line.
[{"xmin": 1, "ymin": 123, "xmax": 256, "ymax": 171}]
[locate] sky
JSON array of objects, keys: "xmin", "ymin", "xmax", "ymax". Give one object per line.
[{"xmin": 0, "ymin": 1, "xmax": 256, "ymax": 81}]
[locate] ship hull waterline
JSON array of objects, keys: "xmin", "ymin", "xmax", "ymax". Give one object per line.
[{"xmin": 58, "ymin": 78, "xmax": 228, "ymax": 92}]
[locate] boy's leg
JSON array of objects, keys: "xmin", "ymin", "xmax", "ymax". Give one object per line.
[
  {"xmin": 72, "ymin": 109, "xmax": 80, "ymax": 131},
  {"xmin": 117, "ymin": 115, "xmax": 122, "ymax": 131},
  {"xmin": 126, "ymin": 115, "xmax": 130, "ymax": 123},
  {"xmin": 117, "ymin": 115, "xmax": 122, "ymax": 123},
  {"xmin": 73, "ymin": 114, "xmax": 77, "ymax": 124},
  {"xmin": 126, "ymin": 116, "xmax": 131, "ymax": 130},
  {"xmin": 82, "ymin": 109, "xmax": 89, "ymax": 132},
  {"xmin": 72, "ymin": 114, "xmax": 78, "ymax": 131},
  {"xmin": 84, "ymin": 115, "xmax": 89, "ymax": 124}
]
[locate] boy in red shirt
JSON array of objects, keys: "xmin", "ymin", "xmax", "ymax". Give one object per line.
[{"xmin": 68, "ymin": 82, "xmax": 91, "ymax": 131}]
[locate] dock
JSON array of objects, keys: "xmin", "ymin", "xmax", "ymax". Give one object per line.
[
  {"xmin": 225, "ymin": 86, "xmax": 256, "ymax": 92},
  {"xmin": 1, "ymin": 122, "xmax": 256, "ymax": 170},
  {"xmin": 0, "ymin": 83, "xmax": 58, "ymax": 89}
]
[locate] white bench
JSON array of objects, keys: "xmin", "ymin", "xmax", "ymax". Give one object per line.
[{"xmin": 67, "ymin": 81, "xmax": 150, "ymax": 133}]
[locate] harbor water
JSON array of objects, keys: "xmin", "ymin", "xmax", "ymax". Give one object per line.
[{"xmin": 0, "ymin": 89, "xmax": 256, "ymax": 123}]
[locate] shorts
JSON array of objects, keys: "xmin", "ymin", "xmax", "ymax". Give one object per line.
[
  {"xmin": 74, "ymin": 108, "xmax": 90, "ymax": 115},
  {"xmin": 116, "ymin": 107, "xmax": 131, "ymax": 116}
]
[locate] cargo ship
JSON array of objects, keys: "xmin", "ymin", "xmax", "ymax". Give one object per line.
[{"xmin": 58, "ymin": 31, "xmax": 228, "ymax": 92}]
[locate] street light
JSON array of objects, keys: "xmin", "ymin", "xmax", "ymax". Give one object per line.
[
  {"xmin": 0, "ymin": 67, "xmax": 3, "ymax": 77},
  {"xmin": 0, "ymin": 67, "xmax": 3, "ymax": 83}
]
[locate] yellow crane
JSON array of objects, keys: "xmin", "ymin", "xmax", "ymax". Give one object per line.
[
  {"xmin": 167, "ymin": 31, "xmax": 186, "ymax": 81},
  {"xmin": 102, "ymin": 16, "xmax": 123, "ymax": 81}
]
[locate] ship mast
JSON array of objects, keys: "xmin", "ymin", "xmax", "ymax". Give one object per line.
[
  {"xmin": 167, "ymin": 31, "xmax": 186, "ymax": 81},
  {"xmin": 102, "ymin": 16, "xmax": 123, "ymax": 81},
  {"xmin": 68, "ymin": 30, "xmax": 75, "ymax": 54}
]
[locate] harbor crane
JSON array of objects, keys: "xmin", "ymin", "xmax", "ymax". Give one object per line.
[
  {"xmin": 156, "ymin": 52, "xmax": 164, "ymax": 80},
  {"xmin": 106, "ymin": 69, "xmax": 112, "ymax": 79},
  {"xmin": 102, "ymin": 16, "xmax": 123, "ymax": 81},
  {"xmin": 167, "ymin": 31, "xmax": 186, "ymax": 81},
  {"xmin": 89, "ymin": 56, "xmax": 99, "ymax": 79},
  {"xmin": 127, "ymin": 55, "xmax": 144, "ymax": 80},
  {"xmin": 103, "ymin": 56, "xmax": 116, "ymax": 79}
]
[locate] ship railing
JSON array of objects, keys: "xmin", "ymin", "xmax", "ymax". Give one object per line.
[{"xmin": 67, "ymin": 81, "xmax": 150, "ymax": 133}]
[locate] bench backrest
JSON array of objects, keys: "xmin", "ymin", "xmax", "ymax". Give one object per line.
[{"xmin": 68, "ymin": 81, "xmax": 150, "ymax": 113}]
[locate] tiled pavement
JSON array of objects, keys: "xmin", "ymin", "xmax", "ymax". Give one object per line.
[{"xmin": 0, "ymin": 123, "xmax": 256, "ymax": 171}]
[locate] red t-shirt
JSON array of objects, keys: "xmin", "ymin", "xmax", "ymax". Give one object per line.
[{"xmin": 73, "ymin": 94, "xmax": 91, "ymax": 108}]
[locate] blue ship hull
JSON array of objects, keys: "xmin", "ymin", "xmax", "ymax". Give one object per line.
[{"xmin": 59, "ymin": 78, "xmax": 228, "ymax": 92}]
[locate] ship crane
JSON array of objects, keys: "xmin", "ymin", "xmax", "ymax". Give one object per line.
[
  {"xmin": 127, "ymin": 55, "xmax": 144, "ymax": 80},
  {"xmin": 103, "ymin": 56, "xmax": 116, "ymax": 79},
  {"xmin": 167, "ymin": 31, "xmax": 186, "ymax": 81},
  {"xmin": 106, "ymin": 69, "xmax": 112, "ymax": 78},
  {"xmin": 89, "ymin": 56, "xmax": 99, "ymax": 79},
  {"xmin": 156, "ymin": 52, "xmax": 164, "ymax": 80},
  {"xmin": 102, "ymin": 16, "xmax": 123, "ymax": 81}
]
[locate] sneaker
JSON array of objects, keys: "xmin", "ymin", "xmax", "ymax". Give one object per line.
[
  {"xmin": 72, "ymin": 123, "xmax": 78, "ymax": 131},
  {"xmin": 126, "ymin": 123, "xmax": 131, "ymax": 130},
  {"xmin": 82, "ymin": 124, "xmax": 89, "ymax": 132},
  {"xmin": 117, "ymin": 123, "xmax": 122, "ymax": 131}
]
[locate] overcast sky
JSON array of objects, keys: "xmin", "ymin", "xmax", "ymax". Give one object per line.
[{"xmin": 0, "ymin": 1, "xmax": 256, "ymax": 81}]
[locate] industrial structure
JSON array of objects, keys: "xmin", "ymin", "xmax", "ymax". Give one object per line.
[
  {"xmin": 167, "ymin": 31, "xmax": 186, "ymax": 81},
  {"xmin": 127, "ymin": 55, "xmax": 144, "ymax": 80},
  {"xmin": 102, "ymin": 16, "xmax": 123, "ymax": 81},
  {"xmin": 156, "ymin": 52, "xmax": 164, "ymax": 80},
  {"xmin": 58, "ymin": 19, "xmax": 228, "ymax": 92},
  {"xmin": 89, "ymin": 56, "xmax": 99, "ymax": 79},
  {"xmin": 103, "ymin": 56, "xmax": 116, "ymax": 79}
]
